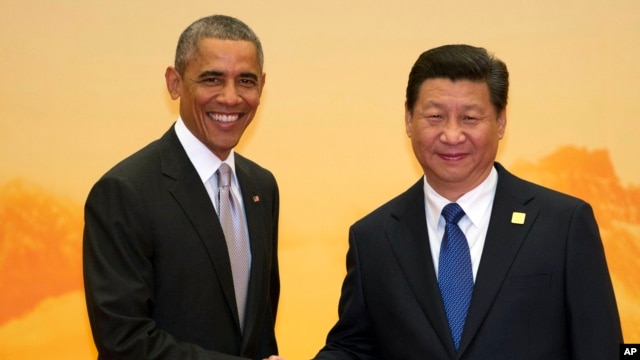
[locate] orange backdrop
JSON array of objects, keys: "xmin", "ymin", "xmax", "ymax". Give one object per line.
[{"xmin": 1, "ymin": 1, "xmax": 639, "ymax": 358}]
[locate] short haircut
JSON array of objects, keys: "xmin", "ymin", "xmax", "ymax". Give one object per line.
[
  {"xmin": 174, "ymin": 15, "xmax": 264, "ymax": 75},
  {"xmin": 406, "ymin": 44, "xmax": 509, "ymax": 114}
]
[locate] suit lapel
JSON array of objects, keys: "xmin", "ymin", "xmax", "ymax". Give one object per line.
[
  {"xmin": 234, "ymin": 156, "xmax": 269, "ymax": 348},
  {"xmin": 158, "ymin": 129, "xmax": 241, "ymax": 329},
  {"xmin": 386, "ymin": 180, "xmax": 457, "ymax": 357},
  {"xmin": 458, "ymin": 163, "xmax": 539, "ymax": 354}
]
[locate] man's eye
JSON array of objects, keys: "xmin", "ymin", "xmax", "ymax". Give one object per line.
[
  {"xmin": 238, "ymin": 78, "xmax": 257, "ymax": 87},
  {"xmin": 202, "ymin": 77, "xmax": 221, "ymax": 84}
]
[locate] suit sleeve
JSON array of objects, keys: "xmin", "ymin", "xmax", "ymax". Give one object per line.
[
  {"xmin": 83, "ymin": 175, "xmax": 249, "ymax": 360},
  {"xmin": 258, "ymin": 173, "xmax": 281, "ymax": 357},
  {"xmin": 565, "ymin": 202, "xmax": 622, "ymax": 359},
  {"xmin": 313, "ymin": 226, "xmax": 378, "ymax": 360}
]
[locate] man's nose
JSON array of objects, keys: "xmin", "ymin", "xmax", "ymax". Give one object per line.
[
  {"xmin": 216, "ymin": 82, "xmax": 241, "ymax": 105},
  {"xmin": 440, "ymin": 120, "xmax": 466, "ymax": 144}
]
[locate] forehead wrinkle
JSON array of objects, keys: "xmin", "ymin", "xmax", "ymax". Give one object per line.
[
  {"xmin": 421, "ymin": 98, "xmax": 486, "ymax": 111},
  {"xmin": 196, "ymin": 70, "xmax": 259, "ymax": 81}
]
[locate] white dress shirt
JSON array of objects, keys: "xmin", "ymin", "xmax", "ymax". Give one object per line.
[
  {"xmin": 174, "ymin": 118, "xmax": 251, "ymax": 265},
  {"xmin": 424, "ymin": 167, "xmax": 498, "ymax": 281},
  {"xmin": 174, "ymin": 118, "xmax": 246, "ymax": 215}
]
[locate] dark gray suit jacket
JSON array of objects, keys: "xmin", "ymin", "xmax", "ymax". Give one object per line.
[
  {"xmin": 83, "ymin": 127, "xmax": 280, "ymax": 360},
  {"xmin": 315, "ymin": 163, "xmax": 621, "ymax": 359}
]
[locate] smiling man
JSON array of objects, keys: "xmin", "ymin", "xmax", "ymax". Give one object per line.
[
  {"xmin": 313, "ymin": 44, "xmax": 622, "ymax": 359},
  {"xmin": 83, "ymin": 15, "xmax": 283, "ymax": 360}
]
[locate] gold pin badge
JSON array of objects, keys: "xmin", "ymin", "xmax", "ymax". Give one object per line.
[
  {"xmin": 511, "ymin": 212, "xmax": 526, "ymax": 225},
  {"xmin": 253, "ymin": 195, "xmax": 260, "ymax": 203}
]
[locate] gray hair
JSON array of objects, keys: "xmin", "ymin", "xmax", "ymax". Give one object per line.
[{"xmin": 174, "ymin": 15, "xmax": 264, "ymax": 75}]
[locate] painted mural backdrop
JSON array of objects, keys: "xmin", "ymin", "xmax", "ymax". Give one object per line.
[{"xmin": 2, "ymin": 1, "xmax": 639, "ymax": 359}]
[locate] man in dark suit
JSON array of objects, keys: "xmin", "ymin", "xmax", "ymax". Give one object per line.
[
  {"xmin": 313, "ymin": 45, "xmax": 622, "ymax": 359},
  {"xmin": 83, "ymin": 15, "xmax": 284, "ymax": 360}
]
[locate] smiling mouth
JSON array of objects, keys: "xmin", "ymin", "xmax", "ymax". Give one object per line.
[
  {"xmin": 440, "ymin": 153, "xmax": 466, "ymax": 161},
  {"xmin": 208, "ymin": 112, "xmax": 241, "ymax": 123}
]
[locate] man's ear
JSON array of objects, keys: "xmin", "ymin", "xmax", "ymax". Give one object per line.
[
  {"xmin": 165, "ymin": 67, "xmax": 182, "ymax": 100},
  {"xmin": 497, "ymin": 108, "xmax": 507, "ymax": 140},
  {"xmin": 405, "ymin": 101, "xmax": 413, "ymax": 138}
]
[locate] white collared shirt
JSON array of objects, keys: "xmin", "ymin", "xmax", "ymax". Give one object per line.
[
  {"xmin": 424, "ymin": 167, "xmax": 498, "ymax": 281},
  {"xmin": 173, "ymin": 118, "xmax": 246, "ymax": 217}
]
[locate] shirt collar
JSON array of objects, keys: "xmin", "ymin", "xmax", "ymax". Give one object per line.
[
  {"xmin": 424, "ymin": 166, "xmax": 498, "ymax": 228},
  {"xmin": 174, "ymin": 117, "xmax": 237, "ymax": 184}
]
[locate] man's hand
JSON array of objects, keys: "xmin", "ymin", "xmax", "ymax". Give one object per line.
[{"xmin": 263, "ymin": 356, "xmax": 285, "ymax": 360}]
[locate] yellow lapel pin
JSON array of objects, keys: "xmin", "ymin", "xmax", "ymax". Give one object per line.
[{"xmin": 511, "ymin": 212, "xmax": 526, "ymax": 225}]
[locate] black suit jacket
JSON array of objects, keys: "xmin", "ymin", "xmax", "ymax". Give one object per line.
[
  {"xmin": 315, "ymin": 163, "xmax": 621, "ymax": 360},
  {"xmin": 83, "ymin": 127, "xmax": 280, "ymax": 360}
]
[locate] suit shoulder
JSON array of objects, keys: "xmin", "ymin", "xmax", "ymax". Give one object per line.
[
  {"xmin": 84, "ymin": 137, "xmax": 171, "ymax": 210},
  {"xmin": 99, "ymin": 138, "xmax": 165, "ymax": 181},
  {"xmin": 353, "ymin": 180, "xmax": 423, "ymax": 228},
  {"xmin": 498, "ymin": 164, "xmax": 590, "ymax": 209},
  {"xmin": 235, "ymin": 153, "xmax": 277, "ymax": 182}
]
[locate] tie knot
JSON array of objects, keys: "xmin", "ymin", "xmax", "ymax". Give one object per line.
[
  {"xmin": 217, "ymin": 163, "xmax": 232, "ymax": 188},
  {"xmin": 442, "ymin": 203, "xmax": 465, "ymax": 224}
]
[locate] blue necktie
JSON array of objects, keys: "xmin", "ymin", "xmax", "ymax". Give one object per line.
[{"xmin": 438, "ymin": 203, "xmax": 473, "ymax": 349}]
